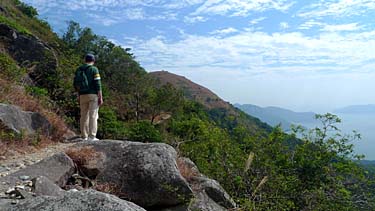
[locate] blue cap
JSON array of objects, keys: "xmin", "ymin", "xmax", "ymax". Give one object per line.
[{"xmin": 85, "ymin": 54, "xmax": 95, "ymax": 62}]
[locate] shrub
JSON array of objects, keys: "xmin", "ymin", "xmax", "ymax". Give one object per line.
[
  {"xmin": 0, "ymin": 16, "xmax": 31, "ymax": 35},
  {"xmin": 14, "ymin": 1, "xmax": 38, "ymax": 18},
  {"xmin": 126, "ymin": 121, "xmax": 162, "ymax": 143},
  {"xmin": 97, "ymin": 106, "xmax": 127, "ymax": 139},
  {"xmin": 0, "ymin": 53, "xmax": 26, "ymax": 81}
]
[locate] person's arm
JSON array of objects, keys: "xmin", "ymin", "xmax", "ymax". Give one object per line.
[
  {"xmin": 93, "ymin": 67, "xmax": 103, "ymax": 106},
  {"xmin": 98, "ymin": 90, "xmax": 103, "ymax": 106}
]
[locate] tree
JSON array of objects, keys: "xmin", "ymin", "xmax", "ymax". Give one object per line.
[{"xmin": 148, "ymin": 83, "xmax": 183, "ymax": 124}]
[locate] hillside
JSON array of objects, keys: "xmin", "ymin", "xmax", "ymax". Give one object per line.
[
  {"xmin": 150, "ymin": 71, "xmax": 272, "ymax": 135},
  {"xmin": 150, "ymin": 71, "xmax": 231, "ymax": 110}
]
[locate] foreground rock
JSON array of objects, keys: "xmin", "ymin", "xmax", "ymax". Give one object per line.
[
  {"xmin": 177, "ymin": 157, "xmax": 237, "ymax": 211},
  {"xmin": 0, "ymin": 189, "xmax": 146, "ymax": 211},
  {"xmin": 0, "ymin": 103, "xmax": 51, "ymax": 135},
  {"xmin": 65, "ymin": 140, "xmax": 193, "ymax": 209},
  {"xmin": 32, "ymin": 176, "xmax": 65, "ymax": 197},
  {"xmin": 0, "ymin": 152, "xmax": 75, "ymax": 193}
]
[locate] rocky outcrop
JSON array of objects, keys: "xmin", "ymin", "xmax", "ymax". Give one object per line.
[
  {"xmin": 0, "ymin": 152, "xmax": 75, "ymax": 193},
  {"xmin": 65, "ymin": 140, "xmax": 193, "ymax": 209},
  {"xmin": 0, "ymin": 141, "xmax": 236, "ymax": 211},
  {"xmin": 0, "ymin": 23, "xmax": 58, "ymax": 88},
  {"xmin": 0, "ymin": 103, "xmax": 52, "ymax": 136},
  {"xmin": 0, "ymin": 189, "xmax": 146, "ymax": 211}
]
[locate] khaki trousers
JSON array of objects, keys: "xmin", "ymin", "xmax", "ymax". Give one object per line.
[{"xmin": 80, "ymin": 94, "xmax": 99, "ymax": 138}]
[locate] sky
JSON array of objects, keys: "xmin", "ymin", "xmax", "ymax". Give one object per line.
[{"xmin": 23, "ymin": 0, "xmax": 375, "ymax": 112}]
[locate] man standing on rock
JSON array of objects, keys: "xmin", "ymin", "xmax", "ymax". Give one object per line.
[{"xmin": 74, "ymin": 53, "xmax": 103, "ymax": 141}]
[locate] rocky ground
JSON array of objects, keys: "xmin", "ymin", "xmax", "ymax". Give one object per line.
[
  {"xmin": 0, "ymin": 140, "xmax": 237, "ymax": 211},
  {"xmin": 0, "ymin": 142, "xmax": 75, "ymax": 178}
]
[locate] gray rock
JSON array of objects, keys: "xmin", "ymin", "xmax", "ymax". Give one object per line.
[
  {"xmin": 32, "ymin": 176, "xmax": 64, "ymax": 197},
  {"xmin": 67, "ymin": 140, "xmax": 193, "ymax": 208},
  {"xmin": 198, "ymin": 177, "xmax": 236, "ymax": 209},
  {"xmin": 0, "ymin": 189, "xmax": 146, "ymax": 211},
  {"xmin": 0, "ymin": 152, "xmax": 75, "ymax": 193},
  {"xmin": 177, "ymin": 157, "xmax": 236, "ymax": 210},
  {"xmin": 189, "ymin": 192, "xmax": 227, "ymax": 211},
  {"xmin": 0, "ymin": 167, "xmax": 7, "ymax": 173},
  {"xmin": 0, "ymin": 103, "xmax": 51, "ymax": 135}
]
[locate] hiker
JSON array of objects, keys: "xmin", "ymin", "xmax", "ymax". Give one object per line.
[{"xmin": 74, "ymin": 53, "xmax": 103, "ymax": 141}]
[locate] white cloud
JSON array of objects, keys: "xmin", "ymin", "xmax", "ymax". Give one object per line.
[
  {"xmin": 249, "ymin": 17, "xmax": 266, "ymax": 25},
  {"xmin": 299, "ymin": 0, "xmax": 375, "ymax": 18},
  {"xmin": 210, "ymin": 27, "xmax": 238, "ymax": 36},
  {"xmin": 24, "ymin": 0, "xmax": 181, "ymax": 24},
  {"xmin": 125, "ymin": 29, "xmax": 375, "ymax": 78},
  {"xmin": 298, "ymin": 21, "xmax": 362, "ymax": 32},
  {"xmin": 298, "ymin": 20, "xmax": 324, "ymax": 30},
  {"xmin": 322, "ymin": 23, "xmax": 361, "ymax": 32},
  {"xmin": 279, "ymin": 22, "xmax": 289, "ymax": 30},
  {"xmin": 192, "ymin": 0, "xmax": 294, "ymax": 17},
  {"xmin": 184, "ymin": 16, "xmax": 208, "ymax": 23}
]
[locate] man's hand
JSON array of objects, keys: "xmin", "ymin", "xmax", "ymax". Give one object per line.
[
  {"xmin": 98, "ymin": 91, "xmax": 103, "ymax": 106},
  {"xmin": 98, "ymin": 96, "xmax": 103, "ymax": 106}
]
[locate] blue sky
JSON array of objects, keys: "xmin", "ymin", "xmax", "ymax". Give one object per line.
[{"xmin": 24, "ymin": 0, "xmax": 375, "ymax": 112}]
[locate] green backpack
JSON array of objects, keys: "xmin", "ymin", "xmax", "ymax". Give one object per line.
[{"xmin": 74, "ymin": 66, "xmax": 91, "ymax": 92}]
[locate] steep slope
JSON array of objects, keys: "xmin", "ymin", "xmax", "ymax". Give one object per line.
[
  {"xmin": 149, "ymin": 71, "xmax": 272, "ymax": 134},
  {"xmin": 150, "ymin": 71, "xmax": 231, "ymax": 110}
]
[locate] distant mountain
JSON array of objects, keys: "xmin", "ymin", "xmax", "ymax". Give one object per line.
[
  {"xmin": 149, "ymin": 71, "xmax": 232, "ymax": 110},
  {"xmin": 149, "ymin": 71, "xmax": 272, "ymax": 134},
  {"xmin": 235, "ymin": 104, "xmax": 317, "ymax": 129},
  {"xmin": 334, "ymin": 104, "xmax": 375, "ymax": 114}
]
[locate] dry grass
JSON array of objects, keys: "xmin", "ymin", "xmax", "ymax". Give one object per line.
[
  {"xmin": 65, "ymin": 146, "xmax": 98, "ymax": 167},
  {"xmin": 244, "ymin": 152, "xmax": 255, "ymax": 173},
  {"xmin": 177, "ymin": 157, "xmax": 200, "ymax": 182},
  {"xmin": 94, "ymin": 182, "xmax": 121, "ymax": 195},
  {"xmin": 0, "ymin": 77, "xmax": 72, "ymax": 154}
]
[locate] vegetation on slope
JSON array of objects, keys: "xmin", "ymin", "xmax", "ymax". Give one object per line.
[{"xmin": 0, "ymin": 0, "xmax": 375, "ymax": 210}]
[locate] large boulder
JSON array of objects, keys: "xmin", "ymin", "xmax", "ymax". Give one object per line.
[
  {"xmin": 0, "ymin": 189, "xmax": 146, "ymax": 211},
  {"xmin": 0, "ymin": 103, "xmax": 52, "ymax": 136},
  {"xmin": 0, "ymin": 152, "xmax": 75, "ymax": 193},
  {"xmin": 65, "ymin": 140, "xmax": 193, "ymax": 208}
]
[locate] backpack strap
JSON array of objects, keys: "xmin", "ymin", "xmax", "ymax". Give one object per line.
[{"xmin": 80, "ymin": 65, "xmax": 92, "ymax": 73}]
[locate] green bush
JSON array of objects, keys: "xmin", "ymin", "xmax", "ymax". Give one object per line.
[
  {"xmin": 0, "ymin": 53, "xmax": 26, "ymax": 81},
  {"xmin": 127, "ymin": 121, "xmax": 162, "ymax": 143},
  {"xmin": 97, "ymin": 107, "xmax": 127, "ymax": 139},
  {"xmin": 0, "ymin": 16, "xmax": 31, "ymax": 35},
  {"xmin": 15, "ymin": 1, "xmax": 38, "ymax": 18},
  {"xmin": 26, "ymin": 86, "xmax": 48, "ymax": 98}
]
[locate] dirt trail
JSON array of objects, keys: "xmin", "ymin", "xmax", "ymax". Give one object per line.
[{"xmin": 0, "ymin": 142, "xmax": 76, "ymax": 177}]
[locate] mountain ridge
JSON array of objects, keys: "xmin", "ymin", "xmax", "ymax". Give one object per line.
[{"xmin": 235, "ymin": 103, "xmax": 317, "ymax": 129}]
